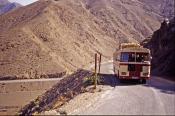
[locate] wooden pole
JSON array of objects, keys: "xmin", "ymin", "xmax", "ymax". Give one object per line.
[
  {"xmin": 94, "ymin": 53, "xmax": 97, "ymax": 89},
  {"xmin": 98, "ymin": 53, "xmax": 102, "ymax": 74}
]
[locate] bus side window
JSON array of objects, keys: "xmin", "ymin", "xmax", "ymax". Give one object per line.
[{"xmin": 121, "ymin": 53, "xmax": 129, "ymax": 62}]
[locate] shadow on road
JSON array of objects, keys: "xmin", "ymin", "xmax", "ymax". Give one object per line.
[
  {"xmin": 144, "ymin": 77, "xmax": 175, "ymax": 95},
  {"xmin": 99, "ymin": 74, "xmax": 117, "ymax": 87},
  {"xmin": 99, "ymin": 73, "xmax": 143, "ymax": 87},
  {"xmin": 99, "ymin": 73, "xmax": 175, "ymax": 95}
]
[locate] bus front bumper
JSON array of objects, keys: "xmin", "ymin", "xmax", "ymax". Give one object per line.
[{"xmin": 119, "ymin": 76, "xmax": 150, "ymax": 80}]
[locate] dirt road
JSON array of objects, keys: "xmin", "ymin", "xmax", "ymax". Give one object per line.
[
  {"xmin": 76, "ymin": 62, "xmax": 175, "ymax": 115},
  {"xmin": 0, "ymin": 62, "xmax": 174, "ymax": 115}
]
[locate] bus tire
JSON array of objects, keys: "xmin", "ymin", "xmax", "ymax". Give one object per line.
[
  {"xmin": 119, "ymin": 79, "xmax": 123, "ymax": 83},
  {"xmin": 140, "ymin": 79, "xmax": 146, "ymax": 84},
  {"xmin": 142, "ymin": 79, "xmax": 146, "ymax": 84}
]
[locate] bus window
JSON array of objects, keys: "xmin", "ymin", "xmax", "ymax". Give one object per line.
[
  {"xmin": 136, "ymin": 54, "xmax": 142, "ymax": 62},
  {"xmin": 136, "ymin": 53, "xmax": 150, "ymax": 62},
  {"xmin": 121, "ymin": 53, "xmax": 129, "ymax": 62},
  {"xmin": 128, "ymin": 53, "xmax": 135, "ymax": 62},
  {"xmin": 143, "ymin": 54, "xmax": 150, "ymax": 61},
  {"xmin": 121, "ymin": 52, "xmax": 136, "ymax": 62},
  {"xmin": 121, "ymin": 53, "xmax": 150, "ymax": 62}
]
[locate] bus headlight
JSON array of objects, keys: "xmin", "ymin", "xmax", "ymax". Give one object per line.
[
  {"xmin": 121, "ymin": 72, "xmax": 127, "ymax": 75},
  {"xmin": 143, "ymin": 73, "xmax": 149, "ymax": 76}
]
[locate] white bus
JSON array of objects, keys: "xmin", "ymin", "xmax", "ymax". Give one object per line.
[{"xmin": 113, "ymin": 43, "xmax": 151, "ymax": 83}]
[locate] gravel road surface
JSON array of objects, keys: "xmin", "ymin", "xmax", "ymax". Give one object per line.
[{"xmin": 77, "ymin": 62, "xmax": 175, "ymax": 115}]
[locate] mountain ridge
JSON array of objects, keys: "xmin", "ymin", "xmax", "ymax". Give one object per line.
[
  {"xmin": 0, "ymin": 0, "xmax": 22, "ymax": 15},
  {"xmin": 0, "ymin": 0, "xmax": 164, "ymax": 79}
]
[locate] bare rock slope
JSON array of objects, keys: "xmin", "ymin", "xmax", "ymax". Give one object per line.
[
  {"xmin": 139, "ymin": 0, "xmax": 175, "ymax": 19},
  {"xmin": 144, "ymin": 18, "xmax": 175, "ymax": 77},
  {"xmin": 0, "ymin": 0, "xmax": 161, "ymax": 79}
]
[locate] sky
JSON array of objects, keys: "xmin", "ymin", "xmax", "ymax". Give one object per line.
[{"xmin": 9, "ymin": 0, "xmax": 38, "ymax": 5}]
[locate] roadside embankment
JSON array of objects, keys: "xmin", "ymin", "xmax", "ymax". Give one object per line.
[{"xmin": 19, "ymin": 69, "xmax": 93, "ymax": 115}]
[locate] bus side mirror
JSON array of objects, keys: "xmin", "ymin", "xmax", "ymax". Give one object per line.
[{"xmin": 150, "ymin": 56, "xmax": 152, "ymax": 60}]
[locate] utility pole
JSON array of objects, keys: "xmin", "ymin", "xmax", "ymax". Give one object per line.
[
  {"xmin": 98, "ymin": 53, "xmax": 102, "ymax": 74},
  {"xmin": 94, "ymin": 53, "xmax": 97, "ymax": 89},
  {"xmin": 94, "ymin": 52, "xmax": 102, "ymax": 89}
]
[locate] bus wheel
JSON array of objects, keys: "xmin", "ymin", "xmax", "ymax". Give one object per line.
[
  {"xmin": 143, "ymin": 79, "xmax": 146, "ymax": 84},
  {"xmin": 140, "ymin": 79, "xmax": 146, "ymax": 84},
  {"xmin": 119, "ymin": 79, "xmax": 122, "ymax": 83}
]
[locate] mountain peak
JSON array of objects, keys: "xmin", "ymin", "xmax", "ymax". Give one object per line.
[{"xmin": 0, "ymin": 0, "xmax": 22, "ymax": 15}]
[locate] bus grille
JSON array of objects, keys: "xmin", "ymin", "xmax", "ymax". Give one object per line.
[{"xmin": 128, "ymin": 64, "xmax": 142, "ymax": 72}]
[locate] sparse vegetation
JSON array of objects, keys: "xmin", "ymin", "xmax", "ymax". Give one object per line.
[{"xmin": 83, "ymin": 75, "xmax": 102, "ymax": 87}]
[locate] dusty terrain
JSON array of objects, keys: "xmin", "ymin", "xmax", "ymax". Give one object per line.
[
  {"xmin": 0, "ymin": 78, "xmax": 61, "ymax": 115},
  {"xmin": 19, "ymin": 69, "xmax": 93, "ymax": 115},
  {"xmin": 0, "ymin": 0, "xmax": 162, "ymax": 79},
  {"xmin": 139, "ymin": 0, "xmax": 175, "ymax": 19}
]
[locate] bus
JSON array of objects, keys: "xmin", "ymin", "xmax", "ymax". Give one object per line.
[{"xmin": 113, "ymin": 43, "xmax": 151, "ymax": 83}]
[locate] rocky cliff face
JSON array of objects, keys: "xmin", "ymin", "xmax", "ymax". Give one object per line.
[{"xmin": 144, "ymin": 18, "xmax": 175, "ymax": 77}]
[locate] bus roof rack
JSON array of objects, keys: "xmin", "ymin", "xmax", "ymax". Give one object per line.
[{"xmin": 119, "ymin": 43, "xmax": 142, "ymax": 49}]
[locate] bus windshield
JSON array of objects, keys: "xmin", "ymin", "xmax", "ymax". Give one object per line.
[{"xmin": 120, "ymin": 52, "xmax": 150, "ymax": 62}]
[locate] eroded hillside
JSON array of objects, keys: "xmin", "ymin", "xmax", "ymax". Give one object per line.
[
  {"xmin": 139, "ymin": 0, "xmax": 175, "ymax": 19},
  {"xmin": 0, "ymin": 0, "xmax": 161, "ymax": 79}
]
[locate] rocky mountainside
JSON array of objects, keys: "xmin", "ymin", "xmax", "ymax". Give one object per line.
[
  {"xmin": 144, "ymin": 18, "xmax": 175, "ymax": 77},
  {"xmin": 0, "ymin": 0, "xmax": 22, "ymax": 15},
  {"xmin": 139, "ymin": 0, "xmax": 175, "ymax": 19},
  {"xmin": 85, "ymin": 0, "xmax": 162, "ymax": 42},
  {"xmin": 0, "ymin": 0, "xmax": 161, "ymax": 79}
]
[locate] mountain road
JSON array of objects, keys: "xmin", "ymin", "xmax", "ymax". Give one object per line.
[{"xmin": 77, "ymin": 62, "xmax": 175, "ymax": 115}]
